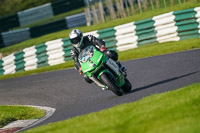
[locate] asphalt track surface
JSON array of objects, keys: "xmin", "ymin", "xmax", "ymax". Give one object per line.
[{"xmin": 0, "ymin": 49, "xmax": 200, "ymax": 129}]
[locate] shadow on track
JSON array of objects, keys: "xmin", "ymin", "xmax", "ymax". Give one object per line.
[{"xmin": 129, "ymin": 71, "xmax": 199, "ymax": 94}]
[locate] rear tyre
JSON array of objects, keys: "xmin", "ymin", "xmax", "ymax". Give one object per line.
[
  {"xmin": 100, "ymin": 73, "xmax": 123, "ymax": 96},
  {"xmin": 121, "ymin": 78, "xmax": 132, "ymax": 93}
]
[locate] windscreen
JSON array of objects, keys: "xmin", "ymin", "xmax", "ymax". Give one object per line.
[{"xmin": 78, "ymin": 46, "xmax": 94, "ymax": 63}]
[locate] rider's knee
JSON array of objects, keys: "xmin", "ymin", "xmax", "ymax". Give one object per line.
[{"xmin": 104, "ymin": 50, "xmax": 118, "ymax": 61}]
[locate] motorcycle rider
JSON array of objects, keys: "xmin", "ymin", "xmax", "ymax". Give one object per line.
[{"xmin": 69, "ymin": 29, "xmax": 126, "ymax": 83}]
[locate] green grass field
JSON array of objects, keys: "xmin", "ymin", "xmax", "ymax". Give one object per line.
[
  {"xmin": 23, "ymin": 83, "xmax": 200, "ymax": 133},
  {"xmin": 0, "ymin": 105, "xmax": 45, "ymax": 128}
]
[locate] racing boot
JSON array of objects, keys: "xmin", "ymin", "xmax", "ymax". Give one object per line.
[{"xmin": 102, "ymin": 86, "xmax": 109, "ymax": 90}]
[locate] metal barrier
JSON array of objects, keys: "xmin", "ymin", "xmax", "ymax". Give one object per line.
[
  {"xmin": 1, "ymin": 28, "xmax": 30, "ymax": 46},
  {"xmin": 0, "ymin": 34, "xmax": 4, "ymax": 48},
  {"xmin": 18, "ymin": 3, "xmax": 54, "ymax": 27},
  {"xmin": 0, "ymin": 14, "xmax": 20, "ymax": 33},
  {"xmin": 66, "ymin": 13, "xmax": 86, "ymax": 29},
  {"xmin": 30, "ymin": 19, "xmax": 67, "ymax": 38}
]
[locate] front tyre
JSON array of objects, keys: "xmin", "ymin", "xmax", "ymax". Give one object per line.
[
  {"xmin": 100, "ymin": 73, "xmax": 123, "ymax": 96},
  {"xmin": 121, "ymin": 78, "xmax": 132, "ymax": 93}
]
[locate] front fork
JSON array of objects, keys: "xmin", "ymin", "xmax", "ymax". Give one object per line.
[
  {"xmin": 88, "ymin": 70, "xmax": 110, "ymax": 90},
  {"xmin": 89, "ymin": 72, "xmax": 107, "ymax": 89}
]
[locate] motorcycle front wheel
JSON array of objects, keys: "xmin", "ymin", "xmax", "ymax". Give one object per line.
[
  {"xmin": 100, "ymin": 73, "xmax": 123, "ymax": 96},
  {"xmin": 121, "ymin": 78, "xmax": 132, "ymax": 93}
]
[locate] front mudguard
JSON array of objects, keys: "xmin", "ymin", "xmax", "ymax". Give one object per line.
[{"xmin": 97, "ymin": 70, "xmax": 107, "ymax": 79}]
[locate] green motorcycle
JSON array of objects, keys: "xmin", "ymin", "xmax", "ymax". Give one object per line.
[{"xmin": 78, "ymin": 45, "xmax": 132, "ymax": 96}]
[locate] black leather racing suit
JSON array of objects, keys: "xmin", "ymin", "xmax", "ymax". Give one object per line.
[{"xmin": 70, "ymin": 35, "xmax": 118, "ymax": 71}]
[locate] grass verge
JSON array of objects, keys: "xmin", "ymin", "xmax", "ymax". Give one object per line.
[
  {"xmin": 0, "ymin": 0, "xmax": 199, "ymax": 56},
  {"xmin": 118, "ymin": 37, "xmax": 200, "ymax": 61},
  {"xmin": 0, "ymin": 37, "xmax": 200, "ymax": 80},
  {"xmin": 24, "ymin": 83, "xmax": 200, "ymax": 133},
  {"xmin": 0, "ymin": 105, "xmax": 45, "ymax": 128}
]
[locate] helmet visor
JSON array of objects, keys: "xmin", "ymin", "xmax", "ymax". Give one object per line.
[
  {"xmin": 73, "ymin": 36, "xmax": 83, "ymax": 48},
  {"xmin": 70, "ymin": 36, "xmax": 81, "ymax": 45}
]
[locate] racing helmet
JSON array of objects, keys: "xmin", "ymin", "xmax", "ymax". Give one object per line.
[{"xmin": 69, "ymin": 29, "xmax": 84, "ymax": 48}]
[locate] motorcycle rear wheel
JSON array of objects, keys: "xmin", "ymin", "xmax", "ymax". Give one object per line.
[{"xmin": 100, "ymin": 73, "xmax": 123, "ymax": 96}]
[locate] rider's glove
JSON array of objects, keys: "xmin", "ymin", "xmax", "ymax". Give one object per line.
[
  {"xmin": 79, "ymin": 67, "xmax": 83, "ymax": 75},
  {"xmin": 100, "ymin": 45, "xmax": 107, "ymax": 52}
]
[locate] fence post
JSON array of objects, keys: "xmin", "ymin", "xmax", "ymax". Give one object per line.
[
  {"xmin": 98, "ymin": 1, "xmax": 105, "ymax": 23},
  {"xmin": 84, "ymin": 7, "xmax": 92, "ymax": 26},
  {"xmin": 170, "ymin": 0, "xmax": 175, "ymax": 6},
  {"xmin": 150, "ymin": 0, "xmax": 155, "ymax": 10},
  {"xmin": 91, "ymin": 5, "xmax": 99, "ymax": 24},
  {"xmin": 116, "ymin": 0, "xmax": 127, "ymax": 18},
  {"xmin": 155, "ymin": 0, "xmax": 160, "ymax": 9},
  {"xmin": 163, "ymin": 0, "xmax": 167, "ymax": 7},
  {"xmin": 106, "ymin": 0, "xmax": 116, "ymax": 20},
  {"xmin": 120, "ymin": 0, "xmax": 127, "ymax": 17},
  {"xmin": 128, "ymin": 0, "xmax": 136, "ymax": 15},
  {"xmin": 137, "ymin": 0, "xmax": 143, "ymax": 13},
  {"xmin": 143, "ymin": 0, "xmax": 148, "ymax": 11},
  {"xmin": 124, "ymin": 0, "xmax": 130, "ymax": 16}
]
